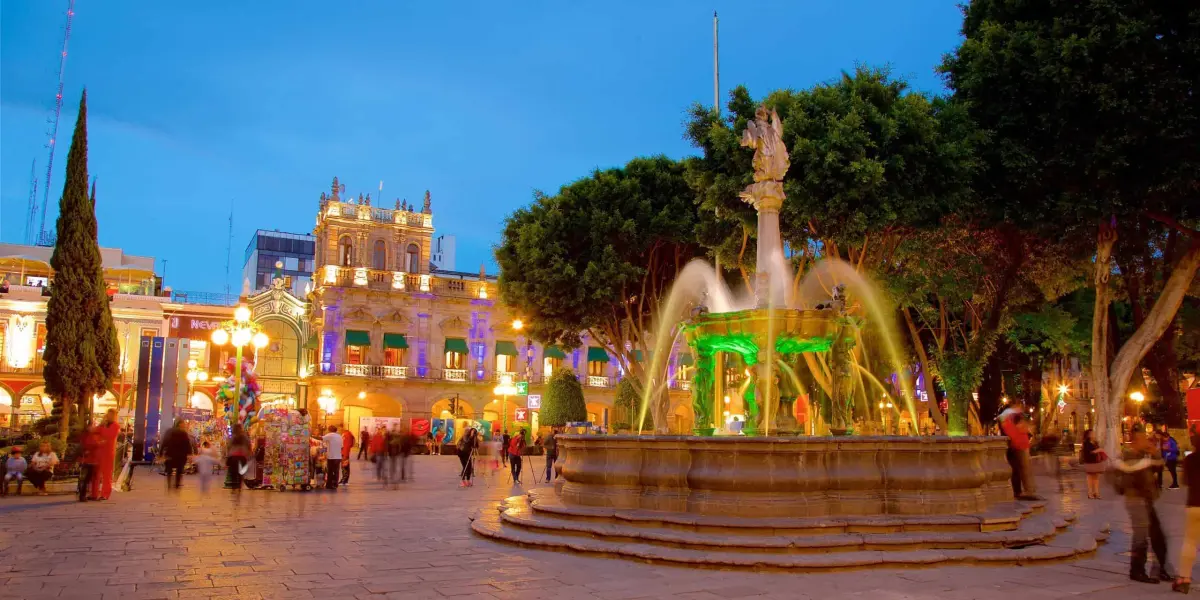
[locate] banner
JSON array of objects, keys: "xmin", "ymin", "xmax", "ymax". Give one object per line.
[
  {"xmin": 132, "ymin": 337, "xmax": 152, "ymax": 457},
  {"xmin": 359, "ymin": 416, "xmax": 406, "ymax": 433},
  {"xmin": 160, "ymin": 338, "xmax": 180, "ymax": 433},
  {"xmin": 409, "ymin": 418, "xmax": 431, "ymax": 437},
  {"xmin": 1187, "ymin": 389, "xmax": 1200, "ymax": 434},
  {"xmin": 146, "ymin": 337, "xmax": 165, "ymax": 460}
]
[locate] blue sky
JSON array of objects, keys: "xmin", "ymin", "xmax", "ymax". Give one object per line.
[{"xmin": 1, "ymin": 1, "xmax": 964, "ymax": 293}]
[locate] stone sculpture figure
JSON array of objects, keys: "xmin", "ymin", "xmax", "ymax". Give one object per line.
[
  {"xmin": 691, "ymin": 350, "xmax": 715, "ymax": 435},
  {"xmin": 740, "ymin": 106, "xmax": 790, "ymax": 183},
  {"xmin": 422, "ymin": 190, "xmax": 432, "ymax": 214}
]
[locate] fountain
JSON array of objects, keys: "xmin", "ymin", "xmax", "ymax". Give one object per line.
[{"xmin": 471, "ymin": 107, "xmax": 1107, "ymax": 569}]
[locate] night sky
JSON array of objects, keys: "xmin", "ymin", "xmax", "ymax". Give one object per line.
[{"xmin": 1, "ymin": 0, "xmax": 963, "ymax": 292}]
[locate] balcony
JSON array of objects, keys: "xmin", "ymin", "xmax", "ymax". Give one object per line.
[
  {"xmin": 343, "ymin": 364, "xmax": 371, "ymax": 377},
  {"xmin": 340, "ymin": 364, "xmax": 409, "ymax": 379},
  {"xmin": 324, "ymin": 201, "xmax": 432, "ymax": 228},
  {"xmin": 381, "ymin": 366, "xmax": 407, "ymax": 379},
  {"xmin": 444, "ymin": 368, "xmax": 468, "ymax": 382},
  {"xmin": 0, "ymin": 355, "xmax": 45, "ymax": 375},
  {"xmin": 587, "ymin": 375, "xmax": 611, "ymax": 388},
  {"xmin": 318, "ymin": 267, "xmax": 491, "ymax": 299}
]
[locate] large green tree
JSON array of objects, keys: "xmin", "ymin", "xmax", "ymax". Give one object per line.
[
  {"xmin": 43, "ymin": 91, "xmax": 117, "ymax": 440},
  {"xmin": 942, "ymin": 0, "xmax": 1200, "ymax": 454},
  {"xmin": 541, "ymin": 368, "xmax": 587, "ymax": 427},
  {"xmin": 496, "ymin": 156, "xmax": 703, "ymax": 429}
]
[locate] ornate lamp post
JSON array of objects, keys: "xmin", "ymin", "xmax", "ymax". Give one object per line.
[
  {"xmin": 210, "ymin": 305, "xmax": 268, "ymax": 485},
  {"xmin": 317, "ymin": 390, "xmax": 338, "ymax": 430},
  {"xmin": 493, "ymin": 374, "xmax": 519, "ymax": 435}
]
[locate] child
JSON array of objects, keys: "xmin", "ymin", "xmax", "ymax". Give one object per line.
[
  {"xmin": 27, "ymin": 442, "xmax": 59, "ymax": 496},
  {"xmin": 2, "ymin": 447, "xmax": 27, "ymax": 496},
  {"xmin": 194, "ymin": 441, "xmax": 220, "ymax": 493}
]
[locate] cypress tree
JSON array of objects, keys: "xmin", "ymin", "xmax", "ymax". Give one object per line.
[
  {"xmin": 90, "ymin": 180, "xmax": 120, "ymax": 425},
  {"xmin": 542, "ymin": 367, "xmax": 587, "ymax": 427},
  {"xmin": 44, "ymin": 90, "xmax": 110, "ymax": 440}
]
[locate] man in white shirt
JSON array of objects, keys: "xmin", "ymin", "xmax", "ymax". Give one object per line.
[{"xmin": 322, "ymin": 426, "xmax": 343, "ymax": 490}]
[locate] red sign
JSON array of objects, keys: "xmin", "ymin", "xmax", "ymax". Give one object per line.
[
  {"xmin": 514, "ymin": 408, "xmax": 528, "ymax": 422},
  {"xmin": 410, "ymin": 418, "xmax": 431, "ymax": 437},
  {"xmin": 1186, "ymin": 389, "xmax": 1200, "ymax": 435}
]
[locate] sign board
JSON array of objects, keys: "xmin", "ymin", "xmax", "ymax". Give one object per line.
[
  {"xmin": 516, "ymin": 381, "xmax": 528, "ymax": 396},
  {"xmin": 514, "ymin": 408, "xmax": 528, "ymax": 422},
  {"xmin": 527, "ymin": 394, "xmax": 542, "ymax": 409},
  {"xmin": 168, "ymin": 315, "xmax": 227, "ymax": 340},
  {"xmin": 566, "ymin": 421, "xmax": 593, "ymax": 428}
]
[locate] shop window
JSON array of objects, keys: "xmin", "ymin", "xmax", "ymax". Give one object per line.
[
  {"xmin": 588, "ymin": 360, "xmax": 605, "ymax": 377},
  {"xmin": 384, "ymin": 348, "xmax": 405, "ymax": 367},
  {"xmin": 407, "ymin": 244, "xmax": 420, "ymax": 273},
  {"xmin": 339, "ymin": 236, "xmax": 354, "ymax": 267},
  {"xmin": 37, "ymin": 323, "xmax": 48, "ymax": 353},
  {"xmin": 543, "ymin": 356, "xmax": 561, "ymax": 378},
  {"xmin": 445, "ymin": 350, "xmax": 464, "ymax": 370},
  {"xmin": 346, "ymin": 345, "xmax": 366, "ymax": 365},
  {"xmin": 372, "ymin": 240, "xmax": 387, "ymax": 270}
]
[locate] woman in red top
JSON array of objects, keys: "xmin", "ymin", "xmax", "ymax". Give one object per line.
[
  {"xmin": 79, "ymin": 424, "xmax": 100, "ymax": 501},
  {"xmin": 92, "ymin": 408, "xmax": 121, "ymax": 500}
]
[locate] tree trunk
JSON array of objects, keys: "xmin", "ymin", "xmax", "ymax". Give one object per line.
[
  {"xmin": 902, "ymin": 307, "xmax": 948, "ymax": 433},
  {"xmin": 1092, "ymin": 223, "xmax": 1118, "ymax": 457},
  {"xmin": 58, "ymin": 396, "xmax": 71, "ymax": 443},
  {"xmin": 1100, "ymin": 236, "xmax": 1200, "ymax": 456}
]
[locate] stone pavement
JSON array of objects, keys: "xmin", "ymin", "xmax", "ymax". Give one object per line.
[{"xmin": 0, "ymin": 457, "xmax": 1194, "ymax": 600}]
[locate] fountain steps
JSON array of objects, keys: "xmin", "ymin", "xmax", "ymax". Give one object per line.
[{"xmin": 470, "ymin": 493, "xmax": 1109, "ymax": 570}]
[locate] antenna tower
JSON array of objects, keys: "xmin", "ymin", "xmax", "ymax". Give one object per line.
[
  {"xmin": 36, "ymin": 0, "xmax": 77, "ymax": 247},
  {"xmin": 24, "ymin": 160, "xmax": 39, "ymax": 245},
  {"xmin": 224, "ymin": 204, "xmax": 233, "ymax": 298}
]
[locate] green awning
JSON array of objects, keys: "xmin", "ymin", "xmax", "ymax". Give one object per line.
[
  {"xmin": 587, "ymin": 347, "xmax": 609, "ymax": 363},
  {"xmin": 303, "ymin": 338, "xmax": 319, "ymax": 350},
  {"xmin": 445, "ymin": 337, "xmax": 469, "ymax": 354},
  {"xmin": 345, "ymin": 330, "xmax": 370, "ymax": 347},
  {"xmin": 543, "ymin": 346, "xmax": 567, "ymax": 359},
  {"xmin": 678, "ymin": 352, "xmax": 694, "ymax": 366},
  {"xmin": 495, "ymin": 341, "xmax": 518, "ymax": 356},
  {"xmin": 383, "ymin": 333, "xmax": 408, "ymax": 349}
]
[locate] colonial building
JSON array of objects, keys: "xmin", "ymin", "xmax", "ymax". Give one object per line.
[{"xmin": 304, "ymin": 178, "xmax": 693, "ymax": 438}]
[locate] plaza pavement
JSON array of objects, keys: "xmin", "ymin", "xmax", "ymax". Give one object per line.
[{"xmin": 0, "ymin": 456, "xmax": 1195, "ymax": 600}]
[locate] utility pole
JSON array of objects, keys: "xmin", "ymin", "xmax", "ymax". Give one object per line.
[{"xmin": 713, "ymin": 11, "xmax": 720, "ymax": 114}]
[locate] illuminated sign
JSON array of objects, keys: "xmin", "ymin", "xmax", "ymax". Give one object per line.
[
  {"xmin": 527, "ymin": 394, "xmax": 541, "ymax": 410},
  {"xmin": 514, "ymin": 408, "xmax": 528, "ymax": 421}
]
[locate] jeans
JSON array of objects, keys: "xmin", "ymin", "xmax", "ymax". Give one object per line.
[
  {"xmin": 399, "ymin": 454, "xmax": 412, "ymax": 481},
  {"xmin": 1006, "ymin": 448, "xmax": 1036, "ymax": 497},
  {"xmin": 510, "ymin": 455, "xmax": 523, "ymax": 482},
  {"xmin": 545, "ymin": 451, "xmax": 557, "ymax": 481},
  {"xmin": 325, "ymin": 459, "xmax": 341, "ymax": 489},
  {"xmin": 164, "ymin": 459, "xmax": 186, "ymax": 489},
  {"xmin": 357, "ymin": 444, "xmax": 368, "ymax": 460},
  {"xmin": 375, "ymin": 455, "xmax": 389, "ymax": 482},
  {"xmin": 1167, "ymin": 460, "xmax": 1179, "ymax": 487},
  {"xmin": 1127, "ymin": 496, "xmax": 1169, "ymax": 577},
  {"xmin": 227, "ymin": 456, "xmax": 246, "ymax": 489},
  {"xmin": 1, "ymin": 473, "xmax": 23, "ymax": 495},
  {"xmin": 340, "ymin": 460, "xmax": 350, "ymax": 484},
  {"xmin": 78, "ymin": 464, "xmax": 95, "ymax": 501}
]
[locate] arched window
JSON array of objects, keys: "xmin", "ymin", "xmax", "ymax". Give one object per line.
[
  {"xmin": 406, "ymin": 244, "xmax": 420, "ymax": 273},
  {"xmin": 339, "ymin": 236, "xmax": 354, "ymax": 267},
  {"xmin": 372, "ymin": 239, "xmax": 387, "ymax": 270}
]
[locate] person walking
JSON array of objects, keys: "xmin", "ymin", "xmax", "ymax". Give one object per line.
[
  {"xmin": 2, "ymin": 447, "xmax": 27, "ymax": 496},
  {"xmin": 26, "ymin": 441, "xmax": 59, "ymax": 496},
  {"xmin": 78, "ymin": 424, "xmax": 100, "ymax": 501},
  {"xmin": 227, "ymin": 425, "xmax": 251, "ymax": 491},
  {"xmin": 322, "ymin": 425, "xmax": 343, "ymax": 490},
  {"xmin": 339, "ymin": 428, "xmax": 355, "ymax": 486},
  {"xmin": 999, "ymin": 408, "xmax": 1039, "ymax": 500},
  {"xmin": 1115, "ymin": 424, "xmax": 1171, "ymax": 584},
  {"xmin": 387, "ymin": 423, "xmax": 403, "ymax": 484},
  {"xmin": 161, "ymin": 419, "xmax": 193, "ymax": 491},
  {"xmin": 457, "ymin": 427, "xmax": 479, "ymax": 487},
  {"xmin": 92, "ymin": 408, "xmax": 121, "ymax": 501},
  {"xmin": 194, "ymin": 441, "xmax": 220, "ymax": 493},
  {"xmin": 1173, "ymin": 431, "xmax": 1200, "ymax": 593},
  {"xmin": 1162, "ymin": 431, "xmax": 1180, "ymax": 490},
  {"xmin": 371, "ymin": 425, "xmax": 388, "ymax": 482},
  {"xmin": 1079, "ymin": 429, "xmax": 1108, "ymax": 499},
  {"xmin": 500, "ymin": 431, "xmax": 511, "ymax": 467},
  {"xmin": 508, "ymin": 430, "xmax": 526, "ymax": 484},
  {"xmin": 543, "ymin": 427, "xmax": 558, "ymax": 482},
  {"xmin": 398, "ymin": 424, "xmax": 416, "ymax": 482},
  {"xmin": 358, "ymin": 428, "xmax": 370, "ymax": 461}
]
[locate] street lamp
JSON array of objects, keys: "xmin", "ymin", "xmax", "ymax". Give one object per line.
[
  {"xmin": 210, "ymin": 304, "xmax": 269, "ymax": 429},
  {"xmin": 493, "ymin": 374, "xmax": 519, "ymax": 435},
  {"xmin": 1130, "ymin": 391, "xmax": 1145, "ymax": 403},
  {"xmin": 317, "ymin": 390, "xmax": 338, "ymax": 429}
]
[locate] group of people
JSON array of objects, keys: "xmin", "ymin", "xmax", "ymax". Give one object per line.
[
  {"xmin": 2, "ymin": 408, "xmax": 121, "ymax": 500},
  {"xmin": 321, "ymin": 423, "xmax": 420, "ymax": 490}
]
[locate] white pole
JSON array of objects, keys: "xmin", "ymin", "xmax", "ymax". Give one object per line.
[{"xmin": 713, "ymin": 11, "xmax": 720, "ymax": 113}]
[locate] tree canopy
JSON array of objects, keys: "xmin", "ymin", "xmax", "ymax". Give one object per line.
[{"xmin": 43, "ymin": 91, "xmax": 118, "ymax": 439}]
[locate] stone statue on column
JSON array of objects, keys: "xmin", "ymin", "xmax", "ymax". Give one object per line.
[{"xmin": 738, "ymin": 106, "xmax": 790, "ymax": 308}]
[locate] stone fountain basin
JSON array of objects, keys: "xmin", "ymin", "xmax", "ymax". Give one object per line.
[{"xmin": 556, "ymin": 435, "xmax": 1011, "ymax": 518}]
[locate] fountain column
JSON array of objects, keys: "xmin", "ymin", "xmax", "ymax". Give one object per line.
[{"xmin": 753, "ymin": 195, "xmax": 784, "ymax": 308}]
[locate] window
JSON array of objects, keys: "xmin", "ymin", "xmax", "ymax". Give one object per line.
[
  {"xmin": 284, "ymin": 257, "xmax": 299, "ymax": 271},
  {"xmin": 407, "ymin": 244, "xmax": 420, "ymax": 273},
  {"xmin": 588, "ymin": 361, "xmax": 605, "ymax": 377},
  {"xmin": 339, "ymin": 236, "xmax": 354, "ymax": 267},
  {"xmin": 497, "ymin": 354, "xmax": 515, "ymax": 373},
  {"xmin": 445, "ymin": 350, "xmax": 464, "ymax": 369},
  {"xmin": 384, "ymin": 348, "xmax": 405, "ymax": 366},
  {"xmin": 543, "ymin": 356, "xmax": 561, "ymax": 378},
  {"xmin": 346, "ymin": 345, "xmax": 365, "ymax": 365},
  {"xmin": 373, "ymin": 240, "xmax": 387, "ymax": 270}
]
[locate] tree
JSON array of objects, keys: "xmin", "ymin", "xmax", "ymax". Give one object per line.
[
  {"xmin": 612, "ymin": 377, "xmax": 652, "ymax": 432},
  {"xmin": 942, "ymin": 0, "xmax": 1200, "ymax": 455},
  {"xmin": 43, "ymin": 90, "xmax": 116, "ymax": 441},
  {"xmin": 542, "ymin": 368, "xmax": 586, "ymax": 427},
  {"xmin": 496, "ymin": 156, "xmax": 703, "ymax": 429}
]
